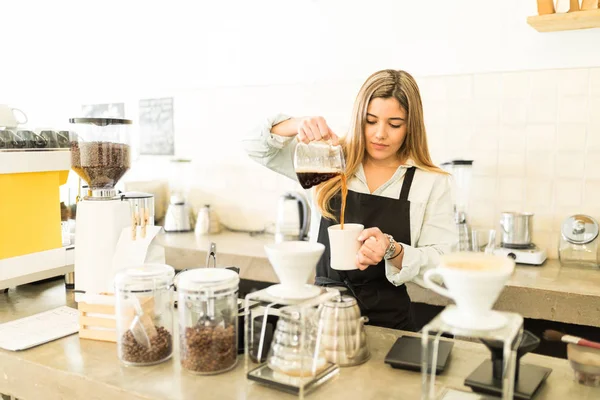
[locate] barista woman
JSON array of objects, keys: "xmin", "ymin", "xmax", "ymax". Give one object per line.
[{"xmin": 243, "ymin": 69, "xmax": 457, "ymax": 331}]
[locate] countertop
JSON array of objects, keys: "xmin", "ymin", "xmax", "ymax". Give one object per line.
[
  {"xmin": 1, "ymin": 281, "xmax": 599, "ymax": 400},
  {"xmin": 157, "ymin": 232, "xmax": 600, "ymax": 327}
]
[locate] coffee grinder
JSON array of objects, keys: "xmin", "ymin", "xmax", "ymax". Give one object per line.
[
  {"xmin": 70, "ymin": 118, "xmax": 132, "ymax": 301},
  {"xmin": 464, "ymin": 330, "xmax": 552, "ymax": 399},
  {"xmin": 441, "ymin": 160, "xmax": 474, "ymax": 251}
]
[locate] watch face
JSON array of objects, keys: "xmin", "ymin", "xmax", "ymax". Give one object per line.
[{"xmin": 384, "ymin": 235, "xmax": 396, "ymax": 259}]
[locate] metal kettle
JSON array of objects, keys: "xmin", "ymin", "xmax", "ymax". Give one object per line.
[{"xmin": 275, "ymin": 191, "xmax": 309, "ymax": 242}]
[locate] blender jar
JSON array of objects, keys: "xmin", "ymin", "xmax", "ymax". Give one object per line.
[
  {"xmin": 69, "ymin": 118, "xmax": 132, "ymax": 198},
  {"xmin": 114, "ymin": 264, "xmax": 175, "ymax": 366},
  {"xmin": 294, "ymin": 141, "xmax": 345, "ymax": 189},
  {"xmin": 168, "ymin": 158, "xmax": 193, "ymax": 201},
  {"xmin": 177, "ymin": 268, "xmax": 240, "ymax": 374},
  {"xmin": 442, "ymin": 160, "xmax": 474, "ymax": 251},
  {"xmin": 441, "ymin": 160, "xmax": 473, "ymax": 224}
]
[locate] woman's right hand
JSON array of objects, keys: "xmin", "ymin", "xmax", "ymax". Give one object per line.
[
  {"xmin": 296, "ymin": 116, "xmax": 339, "ymax": 145},
  {"xmin": 271, "ymin": 116, "xmax": 339, "ymax": 145}
]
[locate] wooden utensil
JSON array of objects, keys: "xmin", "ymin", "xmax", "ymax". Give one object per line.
[
  {"xmin": 569, "ymin": 0, "xmax": 581, "ymax": 12},
  {"xmin": 537, "ymin": 0, "xmax": 555, "ymax": 14},
  {"xmin": 581, "ymin": 0, "xmax": 599, "ymax": 10}
]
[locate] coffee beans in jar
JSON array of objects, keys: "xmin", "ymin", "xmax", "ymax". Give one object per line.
[
  {"xmin": 177, "ymin": 268, "xmax": 240, "ymax": 375},
  {"xmin": 120, "ymin": 326, "xmax": 173, "ymax": 365},
  {"xmin": 180, "ymin": 325, "xmax": 237, "ymax": 374},
  {"xmin": 114, "ymin": 264, "xmax": 175, "ymax": 367}
]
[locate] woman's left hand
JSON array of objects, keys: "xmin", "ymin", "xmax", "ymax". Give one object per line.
[{"xmin": 355, "ymin": 227, "xmax": 389, "ymax": 270}]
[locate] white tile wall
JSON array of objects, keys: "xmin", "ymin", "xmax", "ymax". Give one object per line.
[
  {"xmin": 558, "ymin": 69, "xmax": 589, "ymax": 97},
  {"xmin": 112, "ymin": 67, "xmax": 600, "ymax": 258},
  {"xmin": 590, "ymin": 69, "xmax": 600, "ymax": 97},
  {"xmin": 590, "ymin": 97, "xmax": 600, "ymax": 124},
  {"xmin": 530, "ymin": 70, "xmax": 558, "ymax": 98},
  {"xmin": 559, "ymin": 96, "xmax": 589, "ymax": 124},
  {"xmin": 525, "ymin": 124, "xmax": 556, "ymax": 152},
  {"xmin": 555, "ymin": 152, "xmax": 585, "ymax": 178},
  {"xmin": 588, "ymin": 124, "xmax": 600, "ymax": 151}
]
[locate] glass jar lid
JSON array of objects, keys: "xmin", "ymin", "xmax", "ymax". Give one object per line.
[
  {"xmin": 561, "ymin": 214, "xmax": 599, "ymax": 245},
  {"xmin": 69, "ymin": 117, "xmax": 132, "ymax": 126},
  {"xmin": 324, "ymin": 295, "xmax": 357, "ymax": 308},
  {"xmin": 115, "ymin": 264, "xmax": 175, "ymax": 292},
  {"xmin": 176, "ymin": 268, "xmax": 239, "ymax": 294}
]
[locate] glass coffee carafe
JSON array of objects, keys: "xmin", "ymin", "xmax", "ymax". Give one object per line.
[{"xmin": 294, "ymin": 140, "xmax": 345, "ymax": 189}]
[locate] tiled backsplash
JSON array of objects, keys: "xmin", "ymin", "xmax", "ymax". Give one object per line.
[
  {"xmin": 122, "ymin": 67, "xmax": 600, "ymax": 258},
  {"xmin": 420, "ymin": 68, "xmax": 600, "ymax": 258}
]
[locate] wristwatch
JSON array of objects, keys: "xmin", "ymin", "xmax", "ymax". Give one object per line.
[{"xmin": 383, "ymin": 234, "xmax": 397, "ymax": 260}]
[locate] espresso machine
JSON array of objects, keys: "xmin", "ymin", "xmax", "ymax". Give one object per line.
[
  {"xmin": 441, "ymin": 160, "xmax": 474, "ymax": 251},
  {"xmin": 70, "ymin": 118, "xmax": 132, "ymax": 301}
]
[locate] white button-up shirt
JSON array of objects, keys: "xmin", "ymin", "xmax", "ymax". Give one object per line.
[{"xmin": 243, "ymin": 114, "xmax": 458, "ymax": 288}]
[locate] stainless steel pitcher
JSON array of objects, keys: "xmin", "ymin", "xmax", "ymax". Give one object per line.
[{"xmin": 499, "ymin": 212, "xmax": 533, "ymax": 247}]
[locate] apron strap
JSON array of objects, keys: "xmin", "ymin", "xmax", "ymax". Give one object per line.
[{"xmin": 399, "ymin": 167, "xmax": 416, "ymax": 201}]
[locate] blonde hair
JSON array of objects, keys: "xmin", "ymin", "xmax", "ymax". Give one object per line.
[{"xmin": 316, "ymin": 69, "xmax": 446, "ymax": 221}]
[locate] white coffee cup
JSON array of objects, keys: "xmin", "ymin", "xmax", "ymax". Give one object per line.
[
  {"xmin": 0, "ymin": 105, "xmax": 27, "ymax": 129},
  {"xmin": 328, "ymin": 223, "xmax": 364, "ymax": 271},
  {"xmin": 423, "ymin": 252, "xmax": 515, "ymax": 320}
]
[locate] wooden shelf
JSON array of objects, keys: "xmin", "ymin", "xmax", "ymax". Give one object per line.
[{"xmin": 527, "ymin": 9, "xmax": 600, "ymax": 32}]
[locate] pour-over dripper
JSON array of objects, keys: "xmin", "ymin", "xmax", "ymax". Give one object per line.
[
  {"xmin": 69, "ymin": 118, "xmax": 132, "ymax": 199},
  {"xmin": 480, "ymin": 330, "xmax": 540, "ymax": 381},
  {"xmin": 264, "ymin": 241, "xmax": 325, "ymax": 291}
]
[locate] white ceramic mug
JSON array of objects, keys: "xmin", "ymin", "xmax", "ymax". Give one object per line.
[
  {"xmin": 328, "ymin": 223, "xmax": 364, "ymax": 271},
  {"xmin": 423, "ymin": 252, "xmax": 515, "ymax": 319},
  {"xmin": 0, "ymin": 105, "xmax": 27, "ymax": 129}
]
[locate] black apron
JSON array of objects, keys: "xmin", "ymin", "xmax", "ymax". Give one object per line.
[{"xmin": 315, "ymin": 167, "xmax": 416, "ymax": 331}]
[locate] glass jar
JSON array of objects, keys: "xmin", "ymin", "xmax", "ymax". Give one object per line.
[
  {"xmin": 177, "ymin": 268, "xmax": 240, "ymax": 374},
  {"xmin": 559, "ymin": 214, "xmax": 600, "ymax": 268},
  {"xmin": 114, "ymin": 264, "xmax": 175, "ymax": 366},
  {"xmin": 294, "ymin": 140, "xmax": 345, "ymax": 189}
]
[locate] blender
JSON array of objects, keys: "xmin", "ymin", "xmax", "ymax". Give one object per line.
[
  {"xmin": 441, "ymin": 160, "xmax": 473, "ymax": 251},
  {"xmin": 164, "ymin": 158, "xmax": 193, "ymax": 232},
  {"xmin": 70, "ymin": 117, "xmax": 132, "ymax": 300}
]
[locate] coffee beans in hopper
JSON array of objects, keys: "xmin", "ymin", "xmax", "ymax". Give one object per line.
[
  {"xmin": 70, "ymin": 141, "xmax": 131, "ymax": 189},
  {"xmin": 120, "ymin": 326, "xmax": 172, "ymax": 365},
  {"xmin": 180, "ymin": 325, "xmax": 237, "ymax": 373}
]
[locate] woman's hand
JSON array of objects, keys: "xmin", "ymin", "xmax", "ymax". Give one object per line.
[
  {"xmin": 296, "ymin": 116, "xmax": 339, "ymax": 145},
  {"xmin": 271, "ymin": 116, "xmax": 339, "ymax": 144},
  {"xmin": 355, "ymin": 227, "xmax": 389, "ymax": 270}
]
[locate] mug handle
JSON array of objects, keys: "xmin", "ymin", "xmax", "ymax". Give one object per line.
[
  {"xmin": 11, "ymin": 108, "xmax": 28, "ymax": 125},
  {"xmin": 423, "ymin": 269, "xmax": 454, "ymax": 300}
]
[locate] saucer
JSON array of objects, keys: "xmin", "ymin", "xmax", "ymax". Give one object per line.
[
  {"xmin": 440, "ymin": 308, "xmax": 507, "ymax": 331},
  {"xmin": 266, "ymin": 284, "xmax": 322, "ymax": 300}
]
